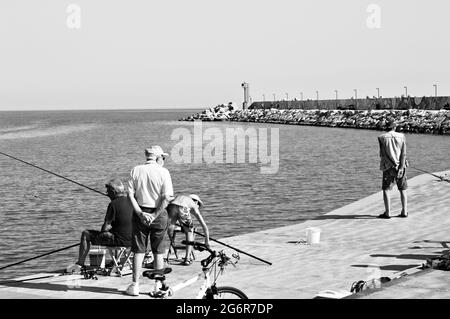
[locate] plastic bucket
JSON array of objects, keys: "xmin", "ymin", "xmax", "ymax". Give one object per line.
[
  {"xmin": 89, "ymin": 248, "xmax": 106, "ymax": 268},
  {"xmin": 306, "ymin": 227, "xmax": 321, "ymax": 245}
]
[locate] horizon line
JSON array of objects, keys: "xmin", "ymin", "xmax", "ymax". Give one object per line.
[{"xmin": 0, "ymin": 106, "xmax": 207, "ymax": 112}]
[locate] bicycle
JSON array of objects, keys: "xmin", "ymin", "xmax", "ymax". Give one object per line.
[{"xmin": 143, "ymin": 241, "xmax": 248, "ymax": 299}]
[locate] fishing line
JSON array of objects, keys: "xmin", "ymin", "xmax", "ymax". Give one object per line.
[
  {"xmin": 193, "ymin": 230, "xmax": 272, "ymax": 265},
  {"xmin": 0, "ymin": 151, "xmax": 107, "ymax": 197},
  {"xmin": 409, "ymin": 166, "xmax": 449, "ymax": 183},
  {"xmin": 0, "ymin": 243, "xmax": 80, "ymax": 271}
]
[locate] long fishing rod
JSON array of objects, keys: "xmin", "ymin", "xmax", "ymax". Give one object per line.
[
  {"xmin": 410, "ymin": 166, "xmax": 449, "ymax": 183},
  {"xmin": 0, "ymin": 243, "xmax": 80, "ymax": 271},
  {"xmin": 0, "ymin": 151, "xmax": 107, "ymax": 196},
  {"xmin": 0, "ymin": 151, "xmax": 271, "ymax": 265},
  {"xmin": 193, "ymin": 230, "xmax": 272, "ymax": 266}
]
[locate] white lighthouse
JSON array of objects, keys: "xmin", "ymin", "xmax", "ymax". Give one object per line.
[{"xmin": 241, "ymin": 82, "xmax": 249, "ymax": 110}]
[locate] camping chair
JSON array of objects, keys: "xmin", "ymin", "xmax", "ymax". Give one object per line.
[
  {"xmin": 166, "ymin": 224, "xmax": 196, "ymax": 262},
  {"xmin": 106, "ymin": 246, "xmax": 133, "ymax": 276}
]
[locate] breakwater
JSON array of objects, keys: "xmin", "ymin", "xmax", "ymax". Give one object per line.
[
  {"xmin": 250, "ymin": 96, "xmax": 450, "ymax": 111},
  {"xmin": 181, "ymin": 105, "xmax": 450, "ymax": 135}
]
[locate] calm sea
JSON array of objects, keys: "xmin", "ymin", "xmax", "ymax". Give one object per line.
[{"xmin": 0, "ymin": 109, "xmax": 448, "ymax": 280}]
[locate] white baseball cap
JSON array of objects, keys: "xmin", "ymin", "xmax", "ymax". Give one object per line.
[
  {"xmin": 145, "ymin": 145, "xmax": 169, "ymax": 159},
  {"xmin": 189, "ymin": 194, "xmax": 204, "ymax": 208}
]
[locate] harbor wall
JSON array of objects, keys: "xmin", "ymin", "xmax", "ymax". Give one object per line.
[
  {"xmin": 181, "ymin": 105, "xmax": 450, "ymax": 135},
  {"xmin": 249, "ymin": 96, "xmax": 450, "ymax": 111}
]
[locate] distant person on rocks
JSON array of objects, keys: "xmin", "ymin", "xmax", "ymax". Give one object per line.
[
  {"xmin": 66, "ymin": 178, "xmax": 133, "ymax": 273},
  {"xmin": 377, "ymin": 119, "xmax": 408, "ymax": 219},
  {"xmin": 125, "ymin": 145, "xmax": 173, "ymax": 296}
]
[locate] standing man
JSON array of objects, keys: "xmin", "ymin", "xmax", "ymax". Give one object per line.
[
  {"xmin": 377, "ymin": 119, "xmax": 408, "ymax": 219},
  {"xmin": 125, "ymin": 146, "xmax": 173, "ymax": 296}
]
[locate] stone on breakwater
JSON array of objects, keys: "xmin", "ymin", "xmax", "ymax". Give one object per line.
[{"xmin": 180, "ymin": 106, "xmax": 450, "ymax": 135}]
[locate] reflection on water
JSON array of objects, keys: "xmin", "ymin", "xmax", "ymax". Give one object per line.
[
  {"xmin": 0, "ymin": 123, "xmax": 99, "ymax": 140},
  {"xmin": 0, "ymin": 109, "xmax": 448, "ymax": 280}
]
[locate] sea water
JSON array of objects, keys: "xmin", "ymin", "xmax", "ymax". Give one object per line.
[{"xmin": 0, "ymin": 109, "xmax": 448, "ymax": 280}]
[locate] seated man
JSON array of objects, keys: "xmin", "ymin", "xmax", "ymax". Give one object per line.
[{"xmin": 66, "ymin": 178, "xmax": 134, "ymax": 273}]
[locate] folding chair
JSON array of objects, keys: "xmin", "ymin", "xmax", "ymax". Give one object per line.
[
  {"xmin": 166, "ymin": 224, "xmax": 196, "ymax": 262},
  {"xmin": 106, "ymin": 246, "xmax": 133, "ymax": 276}
]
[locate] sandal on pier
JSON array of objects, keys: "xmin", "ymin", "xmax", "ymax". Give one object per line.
[{"xmin": 180, "ymin": 258, "xmax": 193, "ymax": 266}]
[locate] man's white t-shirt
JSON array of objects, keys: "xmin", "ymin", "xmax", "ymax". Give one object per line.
[{"xmin": 128, "ymin": 160, "xmax": 174, "ymax": 208}]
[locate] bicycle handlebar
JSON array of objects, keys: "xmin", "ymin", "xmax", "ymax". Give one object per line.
[{"xmin": 182, "ymin": 240, "xmax": 230, "ymax": 268}]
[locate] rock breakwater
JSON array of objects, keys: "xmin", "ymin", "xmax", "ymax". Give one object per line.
[{"xmin": 181, "ymin": 105, "xmax": 450, "ymax": 135}]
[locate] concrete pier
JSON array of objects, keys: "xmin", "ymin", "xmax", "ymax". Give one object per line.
[{"xmin": 0, "ymin": 170, "xmax": 449, "ymax": 299}]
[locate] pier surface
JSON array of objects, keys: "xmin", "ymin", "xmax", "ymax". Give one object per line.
[{"xmin": 0, "ymin": 170, "xmax": 449, "ymax": 299}]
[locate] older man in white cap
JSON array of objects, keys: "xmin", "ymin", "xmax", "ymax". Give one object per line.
[{"xmin": 125, "ymin": 145, "xmax": 173, "ymax": 296}]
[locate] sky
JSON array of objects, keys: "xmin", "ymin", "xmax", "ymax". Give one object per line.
[{"xmin": 0, "ymin": 0, "xmax": 449, "ymax": 110}]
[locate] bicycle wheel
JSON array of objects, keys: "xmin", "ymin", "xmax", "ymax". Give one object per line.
[{"xmin": 204, "ymin": 286, "xmax": 248, "ymax": 299}]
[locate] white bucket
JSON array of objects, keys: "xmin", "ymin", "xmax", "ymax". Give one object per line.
[
  {"xmin": 89, "ymin": 248, "xmax": 106, "ymax": 268},
  {"xmin": 306, "ymin": 227, "xmax": 321, "ymax": 245}
]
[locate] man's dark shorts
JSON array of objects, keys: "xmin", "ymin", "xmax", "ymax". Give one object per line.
[
  {"xmin": 382, "ymin": 167, "xmax": 408, "ymax": 191},
  {"xmin": 87, "ymin": 230, "xmax": 129, "ymax": 247},
  {"xmin": 132, "ymin": 207, "xmax": 169, "ymax": 254}
]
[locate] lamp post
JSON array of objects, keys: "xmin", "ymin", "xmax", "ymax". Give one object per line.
[
  {"xmin": 335, "ymin": 90, "xmax": 338, "ymax": 108},
  {"xmin": 263, "ymin": 94, "xmax": 265, "ymax": 102},
  {"xmin": 300, "ymin": 92, "xmax": 303, "ymax": 101},
  {"xmin": 316, "ymin": 91, "xmax": 319, "ymax": 108},
  {"xmin": 273, "ymin": 94, "xmax": 276, "ymax": 102},
  {"xmin": 376, "ymin": 88, "xmax": 380, "ymax": 99},
  {"xmin": 286, "ymin": 93, "xmax": 289, "ymax": 101},
  {"xmin": 354, "ymin": 89, "xmax": 358, "ymax": 108},
  {"xmin": 241, "ymin": 82, "xmax": 249, "ymax": 110},
  {"xmin": 404, "ymin": 86, "xmax": 408, "ymax": 97},
  {"xmin": 433, "ymin": 84, "xmax": 438, "ymax": 98}
]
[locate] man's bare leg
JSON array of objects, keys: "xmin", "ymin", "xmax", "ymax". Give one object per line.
[
  {"xmin": 383, "ymin": 190, "xmax": 391, "ymax": 216},
  {"xmin": 184, "ymin": 231, "xmax": 194, "ymax": 261},
  {"xmin": 77, "ymin": 230, "xmax": 91, "ymax": 266},
  {"xmin": 153, "ymin": 253, "xmax": 165, "ymax": 270},
  {"xmin": 400, "ymin": 190, "xmax": 408, "ymax": 215},
  {"xmin": 132, "ymin": 252, "xmax": 144, "ymax": 283}
]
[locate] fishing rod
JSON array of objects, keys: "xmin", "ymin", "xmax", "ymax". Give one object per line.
[
  {"xmin": 410, "ymin": 166, "xmax": 449, "ymax": 183},
  {"xmin": 0, "ymin": 243, "xmax": 80, "ymax": 271},
  {"xmin": 0, "ymin": 151, "xmax": 271, "ymax": 265},
  {"xmin": 0, "ymin": 151, "xmax": 107, "ymax": 196},
  {"xmin": 193, "ymin": 230, "xmax": 272, "ymax": 266}
]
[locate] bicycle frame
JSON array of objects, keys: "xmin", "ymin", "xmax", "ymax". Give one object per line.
[
  {"xmin": 148, "ymin": 242, "xmax": 235, "ymax": 299},
  {"xmin": 169, "ymin": 268, "xmax": 212, "ymax": 299}
]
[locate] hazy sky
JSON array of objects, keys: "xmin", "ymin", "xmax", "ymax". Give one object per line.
[{"xmin": 0, "ymin": 0, "xmax": 449, "ymax": 110}]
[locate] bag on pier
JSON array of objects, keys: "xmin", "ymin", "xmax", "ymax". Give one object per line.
[
  {"xmin": 350, "ymin": 277, "xmax": 391, "ymax": 293},
  {"xmin": 424, "ymin": 255, "xmax": 450, "ymax": 271}
]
